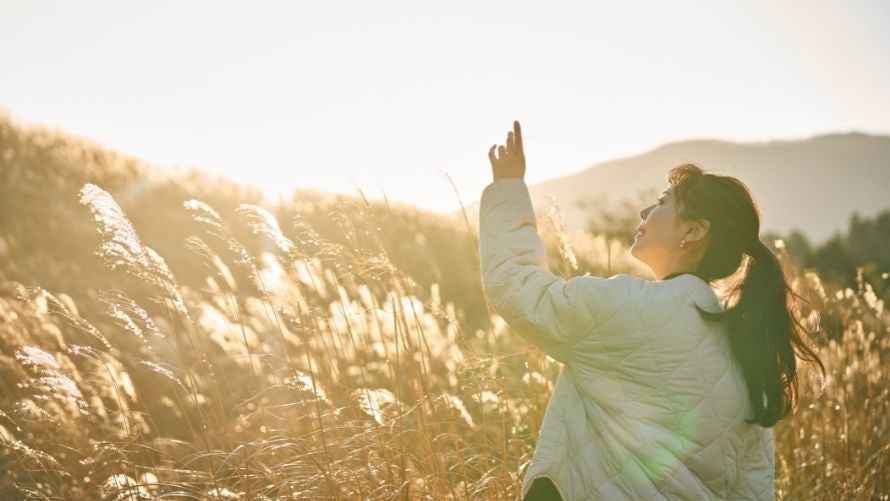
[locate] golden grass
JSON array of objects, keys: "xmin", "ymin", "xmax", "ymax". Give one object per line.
[{"xmin": 0, "ymin": 181, "xmax": 886, "ymax": 500}]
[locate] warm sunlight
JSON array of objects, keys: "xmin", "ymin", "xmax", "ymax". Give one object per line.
[
  {"xmin": 2, "ymin": 1, "xmax": 889, "ymax": 499},
  {"xmin": 1, "ymin": 1, "xmax": 887, "ymax": 214}
]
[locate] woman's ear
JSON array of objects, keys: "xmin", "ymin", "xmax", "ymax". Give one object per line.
[{"xmin": 684, "ymin": 219, "xmax": 710, "ymax": 243}]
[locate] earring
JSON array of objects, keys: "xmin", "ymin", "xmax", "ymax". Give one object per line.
[{"xmin": 680, "ymin": 239, "xmax": 686, "ymax": 248}]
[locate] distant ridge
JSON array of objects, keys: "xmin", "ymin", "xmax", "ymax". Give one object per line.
[{"xmin": 462, "ymin": 131, "xmax": 890, "ymax": 245}]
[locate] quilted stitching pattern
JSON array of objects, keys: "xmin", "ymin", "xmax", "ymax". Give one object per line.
[{"xmin": 479, "ymin": 178, "xmax": 776, "ymax": 500}]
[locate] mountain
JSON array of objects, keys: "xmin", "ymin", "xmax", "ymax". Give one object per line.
[{"xmin": 462, "ymin": 132, "xmax": 890, "ymax": 246}]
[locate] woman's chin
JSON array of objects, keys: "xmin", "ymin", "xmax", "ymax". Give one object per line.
[{"xmin": 630, "ymin": 239, "xmax": 647, "ymax": 259}]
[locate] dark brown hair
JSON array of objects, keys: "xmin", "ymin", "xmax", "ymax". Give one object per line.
[{"xmin": 668, "ymin": 162, "xmax": 825, "ymax": 427}]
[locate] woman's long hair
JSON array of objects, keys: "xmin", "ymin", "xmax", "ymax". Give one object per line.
[{"xmin": 668, "ymin": 163, "xmax": 826, "ymax": 427}]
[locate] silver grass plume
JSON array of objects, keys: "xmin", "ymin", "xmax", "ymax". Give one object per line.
[
  {"xmin": 183, "ymin": 235, "xmax": 239, "ymax": 291},
  {"xmin": 78, "ymin": 183, "xmax": 192, "ymax": 321},
  {"xmin": 542, "ymin": 195, "xmax": 579, "ymax": 275},
  {"xmin": 183, "ymin": 199, "xmax": 263, "ymax": 291},
  {"xmin": 97, "ymin": 289, "xmax": 164, "ymax": 344},
  {"xmin": 237, "ymin": 204, "xmax": 296, "ymax": 255},
  {"xmin": 24, "ymin": 285, "xmax": 112, "ymax": 350},
  {"xmin": 135, "ymin": 360, "xmax": 187, "ymax": 391},
  {"xmin": 291, "ymin": 211, "xmax": 347, "ymax": 261},
  {"xmin": 15, "ymin": 346, "xmax": 90, "ymax": 416}
]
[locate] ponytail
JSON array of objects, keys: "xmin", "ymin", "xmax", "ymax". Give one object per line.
[{"xmin": 695, "ymin": 238, "xmax": 826, "ymax": 427}]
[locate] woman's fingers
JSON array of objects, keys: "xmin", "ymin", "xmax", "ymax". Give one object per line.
[
  {"xmin": 488, "ymin": 122, "xmax": 526, "ymax": 180},
  {"xmin": 513, "ymin": 120, "xmax": 523, "ymax": 154},
  {"xmin": 491, "ymin": 121, "xmax": 523, "ymax": 160}
]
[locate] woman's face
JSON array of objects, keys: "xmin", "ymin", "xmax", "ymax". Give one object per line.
[{"xmin": 630, "ymin": 186, "xmax": 687, "ymax": 276}]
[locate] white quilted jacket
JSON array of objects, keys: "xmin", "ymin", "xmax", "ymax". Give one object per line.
[{"xmin": 478, "ymin": 178, "xmax": 775, "ymax": 500}]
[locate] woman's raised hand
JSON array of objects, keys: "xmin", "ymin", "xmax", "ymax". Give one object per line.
[{"xmin": 488, "ymin": 120, "xmax": 526, "ymax": 181}]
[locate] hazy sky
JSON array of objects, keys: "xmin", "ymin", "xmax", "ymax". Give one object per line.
[{"xmin": 2, "ymin": 0, "xmax": 888, "ymax": 213}]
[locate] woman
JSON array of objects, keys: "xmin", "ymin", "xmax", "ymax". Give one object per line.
[{"xmin": 479, "ymin": 121, "xmax": 825, "ymax": 500}]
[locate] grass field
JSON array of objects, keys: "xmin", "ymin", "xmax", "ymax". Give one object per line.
[{"xmin": 0, "ymin": 180, "xmax": 887, "ymax": 500}]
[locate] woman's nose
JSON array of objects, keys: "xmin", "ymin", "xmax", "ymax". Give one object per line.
[{"xmin": 639, "ymin": 205, "xmax": 651, "ymax": 220}]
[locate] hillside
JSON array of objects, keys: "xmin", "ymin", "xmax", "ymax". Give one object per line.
[
  {"xmin": 0, "ymin": 111, "xmax": 492, "ymax": 333},
  {"xmin": 462, "ymin": 131, "xmax": 890, "ymax": 246}
]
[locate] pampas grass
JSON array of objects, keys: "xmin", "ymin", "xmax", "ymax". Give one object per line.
[{"xmin": 0, "ymin": 182, "xmax": 886, "ymax": 500}]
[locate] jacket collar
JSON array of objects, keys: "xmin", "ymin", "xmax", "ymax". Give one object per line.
[{"xmin": 661, "ymin": 271, "xmax": 708, "ymax": 283}]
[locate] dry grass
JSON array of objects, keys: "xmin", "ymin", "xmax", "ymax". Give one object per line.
[{"xmin": 0, "ymin": 182, "xmax": 886, "ymax": 500}]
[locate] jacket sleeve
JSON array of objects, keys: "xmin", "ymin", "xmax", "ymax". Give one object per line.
[{"xmin": 478, "ymin": 177, "xmax": 632, "ymax": 364}]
